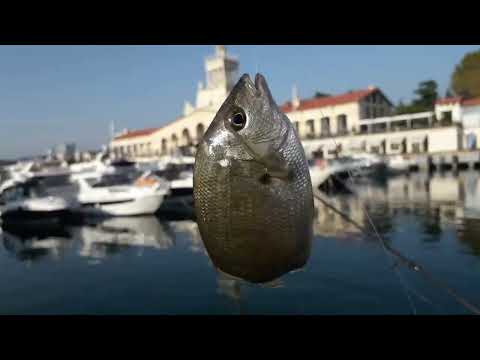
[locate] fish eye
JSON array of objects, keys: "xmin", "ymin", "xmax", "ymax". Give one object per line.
[{"xmin": 229, "ymin": 111, "xmax": 246, "ymax": 131}]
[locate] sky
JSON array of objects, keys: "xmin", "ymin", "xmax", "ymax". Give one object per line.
[{"xmin": 0, "ymin": 45, "xmax": 479, "ymax": 159}]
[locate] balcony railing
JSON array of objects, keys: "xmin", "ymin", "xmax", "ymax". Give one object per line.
[
  {"xmin": 300, "ymin": 121, "xmax": 459, "ymax": 141},
  {"xmin": 302, "ymin": 131, "xmax": 350, "ymax": 140}
]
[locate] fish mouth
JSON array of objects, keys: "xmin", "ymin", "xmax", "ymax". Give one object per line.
[
  {"xmin": 239, "ymin": 73, "xmax": 267, "ymax": 95},
  {"xmin": 254, "ymin": 73, "xmax": 266, "ymax": 91}
]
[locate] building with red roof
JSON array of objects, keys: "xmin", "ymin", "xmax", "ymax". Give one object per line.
[
  {"xmin": 280, "ymin": 85, "xmax": 394, "ymax": 140},
  {"xmin": 109, "ymin": 46, "xmax": 480, "ymax": 161},
  {"xmin": 434, "ymin": 96, "xmax": 480, "ymax": 128}
]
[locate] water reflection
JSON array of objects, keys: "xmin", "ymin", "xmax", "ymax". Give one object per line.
[
  {"xmin": 72, "ymin": 216, "xmax": 176, "ymax": 259},
  {"xmin": 1, "ymin": 173, "xmax": 480, "ymax": 265},
  {"xmin": 216, "ymin": 271, "xmax": 243, "ymax": 302},
  {"xmin": 0, "ymin": 215, "xmax": 196, "ymax": 263},
  {"xmin": 1, "ymin": 222, "xmax": 73, "ymax": 262},
  {"xmin": 457, "ymin": 218, "xmax": 480, "ymax": 257},
  {"xmin": 1, "ymin": 173, "xmax": 480, "ymax": 313},
  {"xmin": 313, "ymin": 171, "xmax": 480, "ymax": 252},
  {"xmin": 2, "ymin": 173, "xmax": 479, "ymax": 264},
  {"xmin": 167, "ymin": 220, "xmax": 205, "ymax": 254}
]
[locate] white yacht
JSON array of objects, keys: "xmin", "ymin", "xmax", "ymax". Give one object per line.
[
  {"xmin": 309, "ymin": 152, "xmax": 390, "ymax": 191},
  {"xmin": 348, "ymin": 152, "xmax": 388, "ymax": 176},
  {"xmin": 155, "ymin": 155, "xmax": 194, "ymax": 197},
  {"xmin": 68, "ymin": 171, "xmax": 170, "ymax": 217},
  {"xmin": 0, "ymin": 178, "xmax": 71, "ymax": 223},
  {"xmin": 69, "ymin": 151, "xmax": 136, "ymax": 176},
  {"xmin": 4, "ymin": 160, "xmax": 71, "ymax": 183},
  {"xmin": 148, "ymin": 155, "xmax": 195, "ymax": 217},
  {"xmin": 386, "ymin": 154, "xmax": 412, "ymax": 174}
]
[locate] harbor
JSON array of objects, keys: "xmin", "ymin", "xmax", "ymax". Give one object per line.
[
  {"xmin": 1, "ymin": 172, "xmax": 480, "ymax": 314},
  {"xmin": 1, "ymin": 45, "xmax": 480, "ymax": 314}
]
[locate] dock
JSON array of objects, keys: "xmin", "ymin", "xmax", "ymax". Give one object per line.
[{"xmin": 392, "ymin": 150, "xmax": 480, "ymax": 173}]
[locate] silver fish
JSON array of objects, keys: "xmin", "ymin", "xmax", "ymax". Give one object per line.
[{"xmin": 193, "ymin": 73, "xmax": 314, "ymax": 283}]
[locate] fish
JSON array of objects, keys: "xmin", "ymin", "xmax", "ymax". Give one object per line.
[{"xmin": 193, "ymin": 73, "xmax": 314, "ymax": 283}]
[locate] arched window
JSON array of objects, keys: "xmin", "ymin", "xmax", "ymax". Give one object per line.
[
  {"xmin": 182, "ymin": 128, "xmax": 192, "ymax": 147},
  {"xmin": 337, "ymin": 114, "xmax": 348, "ymax": 135},
  {"xmin": 196, "ymin": 123, "xmax": 205, "ymax": 142},
  {"xmin": 171, "ymin": 134, "xmax": 178, "ymax": 149},
  {"xmin": 320, "ymin": 117, "xmax": 330, "ymax": 137},
  {"xmin": 161, "ymin": 139, "xmax": 168, "ymax": 155},
  {"xmin": 306, "ymin": 119, "xmax": 315, "ymax": 139}
]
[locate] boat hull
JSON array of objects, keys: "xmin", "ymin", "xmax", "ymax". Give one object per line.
[
  {"xmin": 1, "ymin": 209, "xmax": 69, "ymax": 224},
  {"xmin": 77, "ymin": 194, "xmax": 165, "ymax": 217}
]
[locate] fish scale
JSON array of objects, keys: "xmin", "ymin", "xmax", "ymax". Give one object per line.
[{"xmin": 193, "ymin": 73, "xmax": 314, "ymax": 283}]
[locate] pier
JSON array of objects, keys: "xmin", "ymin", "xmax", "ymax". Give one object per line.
[{"xmin": 390, "ymin": 150, "xmax": 480, "ymax": 173}]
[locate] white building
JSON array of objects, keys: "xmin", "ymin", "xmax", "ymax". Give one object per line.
[
  {"xmin": 111, "ymin": 45, "xmax": 238, "ymax": 158},
  {"xmin": 110, "ymin": 45, "xmax": 480, "ymax": 160},
  {"xmin": 434, "ymin": 97, "xmax": 480, "ymax": 150},
  {"xmin": 50, "ymin": 143, "xmax": 76, "ymax": 162}
]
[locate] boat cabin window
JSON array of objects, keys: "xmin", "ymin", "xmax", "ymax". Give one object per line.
[
  {"xmin": 154, "ymin": 163, "xmax": 194, "ymax": 181},
  {"xmin": 39, "ymin": 174, "xmax": 71, "ymax": 187},
  {"xmin": 27, "ymin": 183, "xmax": 48, "ymax": 198},
  {"xmin": 85, "ymin": 174, "xmax": 134, "ymax": 188},
  {"xmin": 0, "ymin": 186, "xmax": 24, "ymax": 203},
  {"xmin": 0, "ymin": 182, "xmax": 48, "ymax": 203}
]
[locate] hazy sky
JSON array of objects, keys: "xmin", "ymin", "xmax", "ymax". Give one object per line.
[{"xmin": 0, "ymin": 45, "xmax": 478, "ymax": 159}]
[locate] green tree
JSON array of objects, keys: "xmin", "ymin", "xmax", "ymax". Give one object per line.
[
  {"xmin": 395, "ymin": 80, "xmax": 438, "ymax": 114},
  {"xmin": 451, "ymin": 50, "xmax": 480, "ymax": 98},
  {"xmin": 395, "ymin": 100, "xmax": 410, "ymax": 115},
  {"xmin": 314, "ymin": 91, "xmax": 330, "ymax": 98},
  {"xmin": 412, "ymin": 80, "xmax": 438, "ymax": 110}
]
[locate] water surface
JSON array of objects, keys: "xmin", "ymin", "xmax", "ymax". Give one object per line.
[{"xmin": 1, "ymin": 172, "xmax": 480, "ymax": 314}]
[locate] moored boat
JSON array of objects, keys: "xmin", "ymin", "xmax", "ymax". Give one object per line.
[
  {"xmin": 68, "ymin": 171, "xmax": 170, "ymax": 217},
  {"xmin": 0, "ymin": 178, "xmax": 71, "ymax": 224}
]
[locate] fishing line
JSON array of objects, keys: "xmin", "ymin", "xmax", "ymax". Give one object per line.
[
  {"xmin": 313, "ymin": 107, "xmax": 418, "ymax": 314},
  {"xmin": 312, "ymin": 164, "xmax": 480, "ymax": 314},
  {"xmin": 313, "ymin": 187, "xmax": 418, "ymax": 314},
  {"xmin": 325, "ymin": 149, "xmax": 480, "ymax": 315},
  {"xmin": 254, "ymin": 47, "xmax": 259, "ymax": 77},
  {"xmin": 312, "ymin": 104, "xmax": 480, "ymax": 315}
]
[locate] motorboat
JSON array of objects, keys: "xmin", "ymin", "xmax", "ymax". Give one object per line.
[
  {"xmin": 69, "ymin": 151, "xmax": 136, "ymax": 176},
  {"xmin": 68, "ymin": 171, "xmax": 170, "ymax": 217},
  {"xmin": 348, "ymin": 153, "xmax": 388, "ymax": 177},
  {"xmin": 3, "ymin": 160, "xmax": 71, "ymax": 183},
  {"xmin": 308, "ymin": 157, "xmax": 365, "ymax": 194},
  {"xmin": 386, "ymin": 154, "xmax": 412, "ymax": 174},
  {"xmin": 0, "ymin": 177, "xmax": 71, "ymax": 223},
  {"xmin": 5, "ymin": 151, "xmax": 137, "ymax": 187},
  {"xmin": 309, "ymin": 152, "xmax": 389, "ymax": 188},
  {"xmin": 150, "ymin": 156, "xmax": 195, "ymax": 217},
  {"xmin": 154, "ymin": 155, "xmax": 194, "ymax": 197},
  {"xmin": 309, "ymin": 157, "xmax": 361, "ymax": 187}
]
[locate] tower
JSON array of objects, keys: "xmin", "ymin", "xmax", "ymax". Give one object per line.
[
  {"xmin": 195, "ymin": 45, "xmax": 239, "ymax": 109},
  {"xmin": 292, "ymin": 84, "xmax": 300, "ymax": 110}
]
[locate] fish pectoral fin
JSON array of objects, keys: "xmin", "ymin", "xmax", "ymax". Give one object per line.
[
  {"xmin": 262, "ymin": 154, "xmax": 291, "ymax": 181},
  {"xmin": 241, "ymin": 134, "xmax": 291, "ymax": 180}
]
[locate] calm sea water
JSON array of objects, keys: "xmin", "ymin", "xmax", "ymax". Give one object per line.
[{"xmin": 1, "ymin": 171, "xmax": 480, "ymax": 315}]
